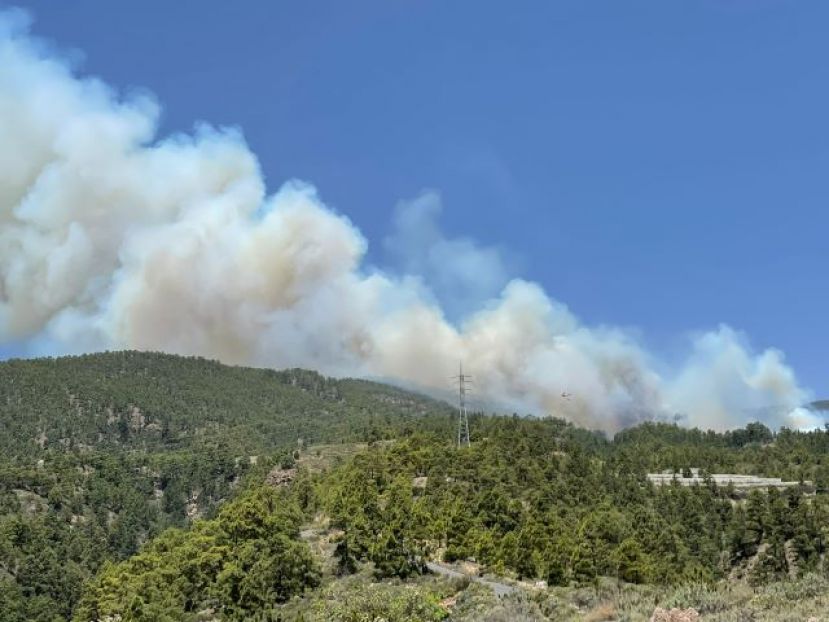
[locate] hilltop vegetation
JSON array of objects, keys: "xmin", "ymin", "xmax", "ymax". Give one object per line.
[
  {"xmin": 0, "ymin": 351, "xmax": 453, "ymax": 621},
  {"xmin": 313, "ymin": 422, "xmax": 829, "ymax": 588},
  {"xmin": 75, "ymin": 416, "xmax": 829, "ymax": 621},
  {"xmin": 1, "ymin": 352, "xmax": 828, "ymax": 621},
  {"xmin": 0, "ymin": 351, "xmax": 454, "ymax": 459}
]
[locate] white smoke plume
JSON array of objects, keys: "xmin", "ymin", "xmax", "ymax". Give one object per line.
[
  {"xmin": 383, "ymin": 191, "xmax": 513, "ymax": 320},
  {"xmin": 0, "ymin": 11, "xmax": 812, "ymax": 431}
]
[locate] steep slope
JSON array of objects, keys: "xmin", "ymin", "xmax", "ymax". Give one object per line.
[
  {"xmin": 0, "ymin": 351, "xmax": 455, "ymax": 621},
  {"xmin": 75, "ymin": 416, "xmax": 829, "ymax": 621},
  {"xmin": 0, "ymin": 351, "xmax": 455, "ymax": 459}
]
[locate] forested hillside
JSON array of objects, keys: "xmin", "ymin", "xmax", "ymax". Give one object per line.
[
  {"xmin": 0, "ymin": 351, "xmax": 455, "ymax": 458},
  {"xmin": 74, "ymin": 416, "xmax": 829, "ymax": 621},
  {"xmin": 1, "ymin": 352, "xmax": 829, "ymax": 621},
  {"xmin": 0, "ymin": 352, "xmax": 453, "ymax": 621}
]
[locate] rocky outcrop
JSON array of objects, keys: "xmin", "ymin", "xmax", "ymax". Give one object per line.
[
  {"xmin": 266, "ymin": 467, "xmax": 297, "ymax": 488},
  {"xmin": 784, "ymin": 539, "xmax": 799, "ymax": 579}
]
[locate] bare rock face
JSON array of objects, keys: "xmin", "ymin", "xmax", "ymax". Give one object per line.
[
  {"xmin": 266, "ymin": 467, "xmax": 297, "ymax": 488},
  {"xmin": 128, "ymin": 406, "xmax": 146, "ymax": 432},
  {"xmin": 650, "ymin": 608, "xmax": 700, "ymax": 622},
  {"xmin": 186, "ymin": 491, "xmax": 202, "ymax": 521}
]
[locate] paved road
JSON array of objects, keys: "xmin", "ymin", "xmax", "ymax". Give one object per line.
[{"xmin": 426, "ymin": 561, "xmax": 516, "ymax": 598}]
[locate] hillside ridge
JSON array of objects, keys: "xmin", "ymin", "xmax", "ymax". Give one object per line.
[{"xmin": 0, "ymin": 350, "xmax": 455, "ymax": 460}]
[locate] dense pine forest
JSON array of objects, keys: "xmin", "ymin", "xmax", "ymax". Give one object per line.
[
  {"xmin": 1, "ymin": 352, "xmax": 828, "ymax": 621},
  {"xmin": 0, "ymin": 352, "xmax": 454, "ymax": 620}
]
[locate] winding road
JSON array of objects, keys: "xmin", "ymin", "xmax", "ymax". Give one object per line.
[{"xmin": 426, "ymin": 561, "xmax": 516, "ymax": 598}]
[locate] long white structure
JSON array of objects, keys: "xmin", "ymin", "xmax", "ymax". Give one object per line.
[{"xmin": 646, "ymin": 468, "xmax": 811, "ymax": 492}]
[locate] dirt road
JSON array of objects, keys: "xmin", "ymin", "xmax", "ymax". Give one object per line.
[{"xmin": 425, "ymin": 561, "xmax": 516, "ymax": 598}]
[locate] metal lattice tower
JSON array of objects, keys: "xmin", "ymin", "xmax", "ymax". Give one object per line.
[{"xmin": 453, "ymin": 362, "xmax": 471, "ymax": 448}]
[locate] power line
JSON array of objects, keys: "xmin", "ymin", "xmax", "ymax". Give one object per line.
[{"xmin": 452, "ymin": 362, "xmax": 472, "ymax": 448}]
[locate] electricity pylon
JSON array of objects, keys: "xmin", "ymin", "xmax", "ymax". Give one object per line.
[{"xmin": 453, "ymin": 362, "xmax": 471, "ymax": 448}]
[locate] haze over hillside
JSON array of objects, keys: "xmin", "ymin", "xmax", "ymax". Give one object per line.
[
  {"xmin": 0, "ymin": 9, "xmax": 816, "ymax": 432},
  {"xmin": 2, "ymin": 4, "xmax": 828, "ymax": 621}
]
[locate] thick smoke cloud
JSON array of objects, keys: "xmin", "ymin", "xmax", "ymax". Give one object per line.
[{"xmin": 0, "ymin": 12, "xmax": 812, "ymax": 431}]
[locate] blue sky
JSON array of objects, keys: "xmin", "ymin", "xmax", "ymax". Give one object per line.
[{"xmin": 8, "ymin": 1, "xmax": 828, "ymax": 396}]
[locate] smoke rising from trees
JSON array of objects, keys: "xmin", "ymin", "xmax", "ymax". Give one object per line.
[{"xmin": 0, "ymin": 11, "xmax": 811, "ymax": 431}]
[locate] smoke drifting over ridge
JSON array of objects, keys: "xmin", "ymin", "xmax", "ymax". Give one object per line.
[{"xmin": 0, "ymin": 13, "xmax": 813, "ymax": 431}]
